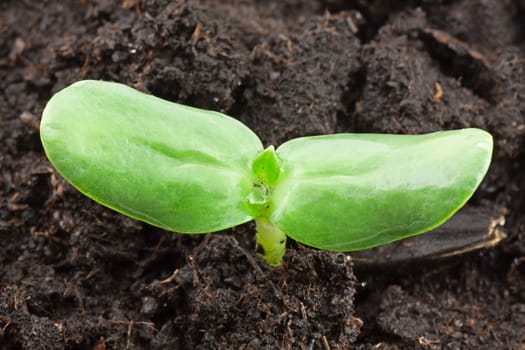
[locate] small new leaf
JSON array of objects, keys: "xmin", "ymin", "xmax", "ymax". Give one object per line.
[{"xmin": 252, "ymin": 145, "xmax": 281, "ymax": 186}]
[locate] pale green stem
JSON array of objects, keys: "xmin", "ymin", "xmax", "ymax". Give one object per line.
[{"xmin": 255, "ymin": 217, "xmax": 287, "ymax": 266}]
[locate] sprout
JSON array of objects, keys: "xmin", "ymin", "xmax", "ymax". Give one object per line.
[{"xmin": 40, "ymin": 80, "xmax": 493, "ymax": 266}]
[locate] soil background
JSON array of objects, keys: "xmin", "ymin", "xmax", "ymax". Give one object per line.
[{"xmin": 1, "ymin": 0, "xmax": 525, "ymax": 349}]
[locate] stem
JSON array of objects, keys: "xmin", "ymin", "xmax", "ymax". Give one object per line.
[{"xmin": 255, "ymin": 217, "xmax": 287, "ymax": 266}]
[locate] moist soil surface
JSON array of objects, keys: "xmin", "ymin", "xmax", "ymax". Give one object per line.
[{"xmin": 1, "ymin": 1, "xmax": 525, "ymax": 349}]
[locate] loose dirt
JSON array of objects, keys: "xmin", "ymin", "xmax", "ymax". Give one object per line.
[{"xmin": 1, "ymin": 1, "xmax": 524, "ymax": 349}]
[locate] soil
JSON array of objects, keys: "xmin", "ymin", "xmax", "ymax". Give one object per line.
[{"xmin": 1, "ymin": 0, "xmax": 525, "ymax": 349}]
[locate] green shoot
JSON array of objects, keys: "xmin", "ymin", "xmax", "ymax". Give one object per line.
[{"xmin": 40, "ymin": 80, "xmax": 493, "ymax": 266}]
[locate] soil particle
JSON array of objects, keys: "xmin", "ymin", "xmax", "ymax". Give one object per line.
[
  {"xmin": 164, "ymin": 235, "xmax": 359, "ymax": 349},
  {"xmin": 233, "ymin": 12, "xmax": 362, "ymax": 145},
  {"xmin": 355, "ymin": 9, "xmax": 490, "ymax": 135},
  {"xmin": 376, "ymin": 263, "xmax": 525, "ymax": 349},
  {"xmin": 424, "ymin": 0, "xmax": 524, "ymax": 51}
]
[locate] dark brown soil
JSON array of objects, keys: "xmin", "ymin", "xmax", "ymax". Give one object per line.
[{"xmin": 1, "ymin": 1, "xmax": 524, "ymax": 349}]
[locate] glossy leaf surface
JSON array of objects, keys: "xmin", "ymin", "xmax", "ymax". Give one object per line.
[
  {"xmin": 41, "ymin": 80, "xmax": 263, "ymax": 232},
  {"xmin": 270, "ymin": 129, "xmax": 493, "ymax": 251}
]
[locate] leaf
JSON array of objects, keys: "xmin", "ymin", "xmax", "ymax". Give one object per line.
[
  {"xmin": 251, "ymin": 146, "xmax": 281, "ymax": 186},
  {"xmin": 270, "ymin": 129, "xmax": 493, "ymax": 251},
  {"xmin": 40, "ymin": 80, "xmax": 263, "ymax": 232}
]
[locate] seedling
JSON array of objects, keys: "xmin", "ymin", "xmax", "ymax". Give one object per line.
[{"xmin": 40, "ymin": 80, "xmax": 493, "ymax": 266}]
